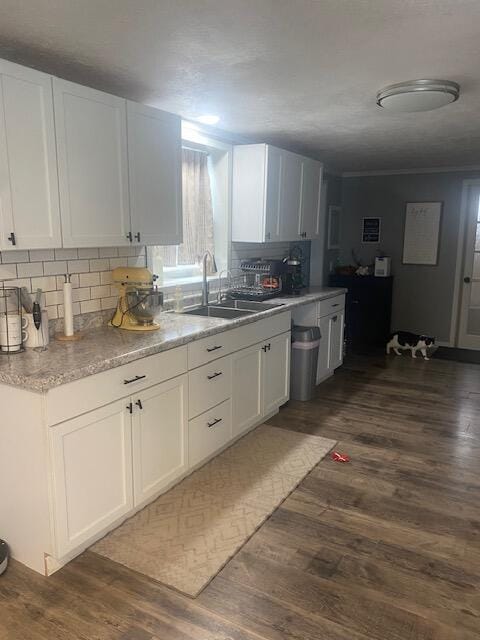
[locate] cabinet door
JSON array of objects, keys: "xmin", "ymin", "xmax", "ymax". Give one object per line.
[
  {"xmin": 231, "ymin": 342, "xmax": 263, "ymax": 437},
  {"xmin": 0, "ymin": 61, "xmax": 61, "ymax": 250},
  {"xmin": 299, "ymin": 159, "xmax": 323, "ymax": 240},
  {"xmin": 279, "ymin": 151, "xmax": 302, "ymax": 241},
  {"xmin": 328, "ymin": 309, "xmax": 345, "ymax": 370},
  {"xmin": 127, "ymin": 102, "xmax": 182, "ymax": 246},
  {"xmin": 262, "ymin": 331, "xmax": 290, "ymax": 415},
  {"xmin": 264, "ymin": 145, "xmax": 282, "ymax": 242},
  {"xmin": 132, "ymin": 375, "xmax": 187, "ymax": 507},
  {"xmin": 50, "ymin": 399, "xmax": 133, "ymax": 558},
  {"xmin": 317, "ymin": 315, "xmax": 331, "ymax": 384},
  {"xmin": 54, "ymin": 79, "xmax": 130, "ymax": 247}
]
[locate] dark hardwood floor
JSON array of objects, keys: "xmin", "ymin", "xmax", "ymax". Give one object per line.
[{"xmin": 2, "ymin": 351, "xmax": 480, "ymax": 640}]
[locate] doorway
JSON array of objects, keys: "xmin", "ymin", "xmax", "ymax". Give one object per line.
[{"xmin": 457, "ymin": 182, "xmax": 480, "ymax": 349}]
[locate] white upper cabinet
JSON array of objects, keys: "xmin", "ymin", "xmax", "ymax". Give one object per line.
[
  {"xmin": 0, "ymin": 60, "xmax": 61, "ymax": 250},
  {"xmin": 232, "ymin": 144, "xmax": 282, "ymax": 243},
  {"xmin": 279, "ymin": 150, "xmax": 302, "ymax": 241},
  {"xmin": 54, "ymin": 79, "xmax": 131, "ymax": 248},
  {"xmin": 127, "ymin": 102, "xmax": 182, "ymax": 246},
  {"xmin": 232, "ymin": 143, "xmax": 323, "ymax": 243},
  {"xmin": 299, "ymin": 158, "xmax": 323, "ymax": 239}
]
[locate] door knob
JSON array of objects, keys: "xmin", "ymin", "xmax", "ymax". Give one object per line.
[{"xmin": 464, "ymin": 276, "xmax": 471, "ymax": 283}]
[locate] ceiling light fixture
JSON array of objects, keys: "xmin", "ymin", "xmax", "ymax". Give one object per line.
[
  {"xmin": 376, "ymin": 79, "xmax": 460, "ymax": 112},
  {"xmin": 197, "ymin": 115, "xmax": 220, "ymax": 125}
]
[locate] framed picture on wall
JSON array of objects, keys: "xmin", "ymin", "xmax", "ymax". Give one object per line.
[
  {"xmin": 327, "ymin": 205, "xmax": 341, "ymax": 249},
  {"xmin": 402, "ymin": 201, "xmax": 442, "ymax": 265},
  {"xmin": 362, "ymin": 217, "xmax": 381, "ymax": 243}
]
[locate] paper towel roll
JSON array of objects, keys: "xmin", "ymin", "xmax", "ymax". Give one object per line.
[{"xmin": 63, "ymin": 275, "xmax": 74, "ymax": 337}]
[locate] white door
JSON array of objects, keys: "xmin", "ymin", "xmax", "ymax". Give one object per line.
[
  {"xmin": 317, "ymin": 315, "xmax": 331, "ymax": 384},
  {"xmin": 262, "ymin": 331, "xmax": 291, "ymax": 415},
  {"xmin": 279, "ymin": 151, "xmax": 302, "ymax": 241},
  {"xmin": 50, "ymin": 399, "xmax": 133, "ymax": 558},
  {"xmin": 264, "ymin": 145, "xmax": 282, "ymax": 242},
  {"xmin": 131, "ymin": 375, "xmax": 187, "ymax": 507},
  {"xmin": 459, "ymin": 184, "xmax": 480, "ymax": 349},
  {"xmin": 127, "ymin": 102, "xmax": 182, "ymax": 246},
  {"xmin": 328, "ymin": 309, "xmax": 345, "ymax": 370},
  {"xmin": 54, "ymin": 78, "xmax": 131, "ymax": 247},
  {"xmin": 231, "ymin": 342, "xmax": 263, "ymax": 437},
  {"xmin": 0, "ymin": 60, "xmax": 61, "ymax": 250}
]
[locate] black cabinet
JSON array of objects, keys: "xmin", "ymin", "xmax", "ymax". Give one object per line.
[{"xmin": 328, "ymin": 275, "xmax": 393, "ymax": 349}]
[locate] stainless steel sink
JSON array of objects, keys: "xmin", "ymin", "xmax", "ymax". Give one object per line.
[
  {"xmin": 211, "ymin": 300, "xmax": 284, "ymax": 312},
  {"xmin": 182, "ymin": 305, "xmax": 254, "ymax": 319}
]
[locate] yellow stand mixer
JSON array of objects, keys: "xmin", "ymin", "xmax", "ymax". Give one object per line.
[{"xmin": 110, "ymin": 267, "xmax": 163, "ymax": 331}]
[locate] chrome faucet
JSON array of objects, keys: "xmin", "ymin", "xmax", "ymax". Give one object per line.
[{"xmin": 201, "ymin": 251, "xmax": 217, "ymax": 306}]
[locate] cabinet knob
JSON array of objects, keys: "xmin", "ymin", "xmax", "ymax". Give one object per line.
[
  {"xmin": 332, "ymin": 315, "xmax": 337, "ymax": 322},
  {"xmin": 124, "ymin": 374, "xmax": 146, "ymax": 385},
  {"xmin": 134, "ymin": 232, "xmax": 141, "ymax": 242},
  {"xmin": 126, "ymin": 402, "xmax": 133, "ymax": 414},
  {"xmin": 266, "ymin": 232, "xmax": 271, "ymax": 240},
  {"xmin": 126, "ymin": 231, "xmax": 133, "ymax": 243},
  {"xmin": 207, "ymin": 417, "xmax": 222, "ymax": 428},
  {"xmin": 7, "ymin": 232, "xmax": 16, "ymax": 246},
  {"xmin": 464, "ymin": 276, "xmax": 471, "ymax": 283},
  {"xmin": 206, "ymin": 345, "xmax": 222, "ymax": 352},
  {"xmin": 135, "ymin": 399, "xmax": 143, "ymax": 410}
]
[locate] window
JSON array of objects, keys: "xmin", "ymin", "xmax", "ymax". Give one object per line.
[{"xmin": 149, "ymin": 126, "xmax": 231, "ymax": 286}]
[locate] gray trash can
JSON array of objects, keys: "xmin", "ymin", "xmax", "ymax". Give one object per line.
[{"xmin": 290, "ymin": 325, "xmax": 321, "ymax": 401}]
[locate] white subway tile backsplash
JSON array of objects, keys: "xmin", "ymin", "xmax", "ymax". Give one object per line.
[
  {"xmin": 1, "ymin": 277, "xmax": 30, "ymax": 290},
  {"xmin": 73, "ymin": 287, "xmax": 91, "ymax": 302},
  {"xmin": 1, "ymin": 250, "xmax": 30, "ymax": 263},
  {"xmin": 77, "ymin": 248, "xmax": 99, "ymax": 259},
  {"xmin": 90, "ymin": 285, "xmax": 111, "ymax": 299},
  {"xmin": 101, "ymin": 296, "xmax": 118, "ymax": 310},
  {"xmin": 0, "ymin": 265, "xmax": 17, "ymax": 280},
  {"xmin": 46, "ymin": 305, "xmax": 58, "ymax": 319},
  {"xmin": 80, "ymin": 299, "xmax": 101, "ymax": 314},
  {"xmin": 67, "ymin": 260, "xmax": 90, "ymax": 274},
  {"xmin": 89, "ymin": 258, "xmax": 109, "ymax": 272},
  {"xmin": 29, "ymin": 249, "xmax": 55, "ymax": 262},
  {"xmin": 100, "ymin": 271, "xmax": 113, "ymax": 285},
  {"xmin": 109, "ymin": 258, "xmax": 127, "ymax": 269},
  {"xmin": 45, "ymin": 290, "xmax": 64, "ymax": 306},
  {"xmin": 99, "ymin": 247, "xmax": 119, "ymax": 258},
  {"xmin": 79, "ymin": 272, "xmax": 100, "ymax": 288},
  {"xmin": 44, "ymin": 261, "xmax": 68, "ymax": 276},
  {"xmin": 31, "ymin": 276, "xmax": 58, "ymax": 292},
  {"xmin": 17, "ymin": 262, "xmax": 43, "ymax": 278},
  {"xmin": 118, "ymin": 246, "xmax": 136, "ymax": 257},
  {"xmin": 55, "ymin": 248, "xmax": 78, "ymax": 260},
  {"xmin": 127, "ymin": 256, "xmax": 145, "ymax": 267}
]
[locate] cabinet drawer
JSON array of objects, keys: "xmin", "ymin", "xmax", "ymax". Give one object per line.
[
  {"xmin": 188, "ymin": 355, "xmax": 232, "ymax": 418},
  {"xmin": 188, "ymin": 330, "xmax": 237, "ymax": 369},
  {"xmin": 189, "ymin": 399, "xmax": 231, "ymax": 468},
  {"xmin": 46, "ymin": 346, "xmax": 188, "ymax": 426},
  {"xmin": 318, "ymin": 295, "xmax": 345, "ymax": 318}
]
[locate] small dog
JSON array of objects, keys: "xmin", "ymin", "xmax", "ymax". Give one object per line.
[{"xmin": 386, "ymin": 331, "xmax": 435, "ymax": 360}]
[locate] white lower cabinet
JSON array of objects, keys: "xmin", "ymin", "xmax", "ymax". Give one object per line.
[
  {"xmin": 132, "ymin": 375, "xmax": 188, "ymax": 507},
  {"xmin": 262, "ymin": 332, "xmax": 291, "ymax": 415},
  {"xmin": 50, "ymin": 399, "xmax": 133, "ymax": 558},
  {"xmin": 232, "ymin": 331, "xmax": 290, "ymax": 438},
  {"xmin": 231, "ymin": 342, "xmax": 263, "ymax": 438},
  {"xmin": 328, "ymin": 309, "xmax": 345, "ymax": 371},
  {"xmin": 317, "ymin": 315, "xmax": 331, "ymax": 383}
]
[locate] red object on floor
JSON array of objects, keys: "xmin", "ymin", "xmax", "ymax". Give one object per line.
[{"xmin": 330, "ymin": 451, "xmax": 350, "ymax": 463}]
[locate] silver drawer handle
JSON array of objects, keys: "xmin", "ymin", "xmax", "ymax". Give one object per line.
[
  {"xmin": 207, "ymin": 418, "xmax": 223, "ymax": 428},
  {"xmin": 206, "ymin": 345, "xmax": 223, "ymax": 352},
  {"xmin": 124, "ymin": 374, "xmax": 146, "ymax": 385},
  {"xmin": 331, "ymin": 303, "xmax": 339, "ymax": 307},
  {"xmin": 207, "ymin": 371, "xmax": 223, "ymax": 380}
]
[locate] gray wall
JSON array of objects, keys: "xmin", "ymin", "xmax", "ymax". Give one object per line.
[
  {"xmin": 309, "ymin": 173, "xmax": 342, "ymax": 286},
  {"xmin": 340, "ymin": 171, "xmax": 480, "ymax": 343}
]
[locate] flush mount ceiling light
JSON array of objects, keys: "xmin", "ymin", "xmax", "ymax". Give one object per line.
[
  {"xmin": 197, "ymin": 114, "xmax": 220, "ymax": 125},
  {"xmin": 376, "ymin": 79, "xmax": 460, "ymax": 112}
]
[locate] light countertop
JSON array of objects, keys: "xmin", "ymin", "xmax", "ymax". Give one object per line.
[{"xmin": 0, "ymin": 287, "xmax": 346, "ymax": 393}]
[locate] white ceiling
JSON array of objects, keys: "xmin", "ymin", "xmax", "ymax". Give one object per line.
[{"xmin": 1, "ymin": 0, "xmax": 480, "ymax": 172}]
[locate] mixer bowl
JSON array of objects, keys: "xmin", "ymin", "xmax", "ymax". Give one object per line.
[{"xmin": 126, "ymin": 288, "xmax": 163, "ymax": 325}]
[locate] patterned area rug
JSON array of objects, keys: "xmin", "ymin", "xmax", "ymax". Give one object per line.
[{"xmin": 91, "ymin": 424, "xmax": 335, "ymax": 597}]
